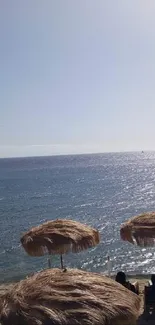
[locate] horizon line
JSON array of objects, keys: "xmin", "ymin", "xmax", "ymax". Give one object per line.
[{"xmin": 0, "ymin": 150, "xmax": 151, "ymax": 160}]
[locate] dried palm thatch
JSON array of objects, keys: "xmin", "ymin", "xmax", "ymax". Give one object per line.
[
  {"xmin": 0, "ymin": 268, "xmax": 140, "ymax": 325},
  {"xmin": 120, "ymin": 212, "xmax": 155, "ymax": 247},
  {"xmin": 21, "ymin": 219, "xmax": 100, "ymax": 268}
]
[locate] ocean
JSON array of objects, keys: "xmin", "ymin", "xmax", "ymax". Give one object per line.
[{"xmin": 0, "ymin": 152, "xmax": 155, "ymax": 283}]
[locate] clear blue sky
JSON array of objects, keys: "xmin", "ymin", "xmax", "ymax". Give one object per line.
[{"xmin": 1, "ymin": 1, "xmax": 155, "ymax": 157}]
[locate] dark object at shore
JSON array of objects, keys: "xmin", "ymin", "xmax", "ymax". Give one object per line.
[
  {"xmin": 115, "ymin": 271, "xmax": 139, "ymax": 294},
  {"xmin": 144, "ymin": 274, "xmax": 155, "ymax": 313},
  {"xmin": 20, "ymin": 219, "xmax": 100, "ymax": 268},
  {"xmin": 144, "ymin": 284, "xmax": 155, "ymax": 314},
  {"xmin": 0, "ymin": 268, "xmax": 140, "ymax": 325},
  {"xmin": 151, "ymin": 274, "xmax": 155, "ymax": 285},
  {"xmin": 120, "ymin": 212, "xmax": 155, "ymax": 247}
]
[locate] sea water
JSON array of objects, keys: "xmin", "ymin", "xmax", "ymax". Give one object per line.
[{"xmin": 0, "ymin": 152, "xmax": 155, "ymax": 283}]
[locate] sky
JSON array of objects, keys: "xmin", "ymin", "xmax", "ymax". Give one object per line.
[{"xmin": 1, "ymin": 1, "xmax": 155, "ymax": 158}]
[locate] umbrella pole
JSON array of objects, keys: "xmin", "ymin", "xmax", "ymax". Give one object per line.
[
  {"xmin": 48, "ymin": 254, "xmax": 51, "ymax": 268},
  {"xmin": 60, "ymin": 254, "xmax": 64, "ymax": 269}
]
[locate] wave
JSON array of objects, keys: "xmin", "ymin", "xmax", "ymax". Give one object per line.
[
  {"xmin": 30, "ymin": 192, "xmax": 52, "ymax": 200},
  {"xmin": 0, "ymin": 244, "xmax": 21, "ymax": 255}
]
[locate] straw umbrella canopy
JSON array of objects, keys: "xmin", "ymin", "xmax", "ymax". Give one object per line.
[
  {"xmin": 20, "ymin": 219, "xmax": 100, "ymax": 268},
  {"xmin": 120, "ymin": 212, "xmax": 155, "ymax": 247},
  {"xmin": 0, "ymin": 268, "xmax": 140, "ymax": 325}
]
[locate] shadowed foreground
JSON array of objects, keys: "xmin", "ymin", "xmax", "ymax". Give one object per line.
[
  {"xmin": 0, "ymin": 268, "xmax": 140, "ymax": 325},
  {"xmin": 132, "ymin": 278, "xmax": 155, "ymax": 325}
]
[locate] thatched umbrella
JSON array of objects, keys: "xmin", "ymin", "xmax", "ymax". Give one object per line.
[
  {"xmin": 20, "ymin": 219, "xmax": 100, "ymax": 268},
  {"xmin": 0, "ymin": 268, "xmax": 140, "ymax": 325},
  {"xmin": 120, "ymin": 211, "xmax": 155, "ymax": 247}
]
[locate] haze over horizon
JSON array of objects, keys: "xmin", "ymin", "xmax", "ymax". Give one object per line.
[
  {"xmin": 1, "ymin": 1, "xmax": 155, "ymax": 158},
  {"xmin": 0, "ymin": 146, "xmax": 151, "ymax": 159}
]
